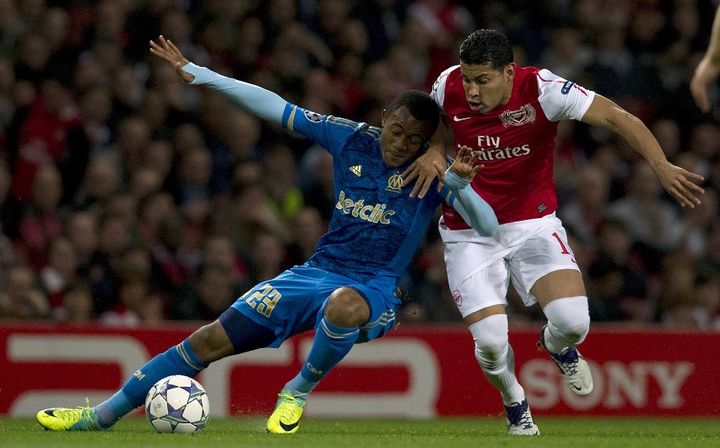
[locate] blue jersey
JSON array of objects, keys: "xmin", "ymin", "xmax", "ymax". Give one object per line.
[
  {"xmin": 185, "ymin": 62, "xmax": 496, "ymax": 346},
  {"xmin": 283, "ymin": 105, "xmax": 444, "ymax": 284}
]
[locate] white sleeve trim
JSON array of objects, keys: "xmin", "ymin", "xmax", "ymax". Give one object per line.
[
  {"xmin": 430, "ymin": 65, "xmax": 459, "ymax": 112},
  {"xmin": 536, "ymin": 68, "xmax": 596, "ymax": 122}
]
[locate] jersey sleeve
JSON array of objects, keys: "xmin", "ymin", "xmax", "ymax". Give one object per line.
[
  {"xmin": 184, "ymin": 63, "xmax": 287, "ymax": 124},
  {"xmin": 536, "ymin": 68, "xmax": 596, "ymax": 122},
  {"xmin": 283, "ymin": 105, "xmax": 358, "ymax": 157},
  {"xmin": 430, "ymin": 65, "xmax": 458, "ymax": 112},
  {"xmin": 440, "ymin": 170, "xmax": 498, "ymax": 236}
]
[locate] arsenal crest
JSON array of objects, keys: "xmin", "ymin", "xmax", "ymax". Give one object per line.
[{"xmin": 499, "ymin": 104, "xmax": 536, "ymax": 127}]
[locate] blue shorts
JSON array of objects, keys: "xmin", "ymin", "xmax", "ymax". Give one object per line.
[{"xmin": 229, "ymin": 263, "xmax": 401, "ymax": 348}]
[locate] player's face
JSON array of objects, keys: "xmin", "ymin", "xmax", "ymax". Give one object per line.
[
  {"xmin": 380, "ymin": 105, "xmax": 435, "ymax": 167},
  {"xmin": 460, "ymin": 61, "xmax": 514, "ymax": 113}
]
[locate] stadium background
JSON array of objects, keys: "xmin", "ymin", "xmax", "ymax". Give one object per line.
[{"xmin": 1, "ymin": 0, "xmax": 720, "ymax": 418}]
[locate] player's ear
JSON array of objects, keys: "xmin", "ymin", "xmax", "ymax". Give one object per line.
[
  {"xmin": 504, "ymin": 64, "xmax": 514, "ymax": 81},
  {"xmin": 381, "ymin": 109, "xmax": 388, "ymax": 126}
]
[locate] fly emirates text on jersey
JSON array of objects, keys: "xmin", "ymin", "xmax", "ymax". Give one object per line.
[{"xmin": 465, "ymin": 135, "xmax": 531, "ymax": 161}]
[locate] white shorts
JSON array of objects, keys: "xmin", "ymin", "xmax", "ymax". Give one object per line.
[{"xmin": 440, "ymin": 213, "xmax": 580, "ymax": 318}]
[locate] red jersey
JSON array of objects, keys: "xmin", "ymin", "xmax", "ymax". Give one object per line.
[{"xmin": 431, "ymin": 64, "xmax": 595, "ymax": 227}]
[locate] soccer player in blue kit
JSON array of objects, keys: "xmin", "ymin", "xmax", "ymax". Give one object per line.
[{"xmin": 36, "ymin": 36, "xmax": 499, "ymax": 434}]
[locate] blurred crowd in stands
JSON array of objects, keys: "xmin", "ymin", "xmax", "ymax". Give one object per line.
[{"xmin": 0, "ymin": 0, "xmax": 719, "ymax": 329}]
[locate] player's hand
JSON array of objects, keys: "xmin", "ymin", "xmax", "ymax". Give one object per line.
[
  {"xmin": 435, "ymin": 146, "xmax": 483, "ymax": 182},
  {"xmin": 654, "ymin": 160, "xmax": 705, "ymax": 208},
  {"xmin": 690, "ymin": 57, "xmax": 720, "ymax": 113},
  {"xmin": 149, "ymin": 35, "xmax": 194, "ymax": 83},
  {"xmin": 402, "ymin": 146, "xmax": 445, "ymax": 198}
]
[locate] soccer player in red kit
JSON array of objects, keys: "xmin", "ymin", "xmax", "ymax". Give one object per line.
[{"xmin": 405, "ymin": 29, "xmax": 705, "ymax": 435}]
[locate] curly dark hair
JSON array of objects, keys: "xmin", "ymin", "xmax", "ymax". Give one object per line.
[
  {"xmin": 459, "ymin": 29, "xmax": 513, "ymax": 69},
  {"xmin": 386, "ymin": 90, "xmax": 440, "ymax": 134}
]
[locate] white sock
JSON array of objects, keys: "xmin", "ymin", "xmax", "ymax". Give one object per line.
[
  {"xmin": 542, "ymin": 296, "xmax": 590, "ymax": 354},
  {"xmin": 469, "ymin": 314, "xmax": 525, "ymax": 405}
]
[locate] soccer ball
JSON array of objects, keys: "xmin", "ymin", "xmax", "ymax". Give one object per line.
[{"xmin": 145, "ymin": 375, "xmax": 210, "ymax": 433}]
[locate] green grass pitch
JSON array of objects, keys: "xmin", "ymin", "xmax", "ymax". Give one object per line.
[{"xmin": 2, "ymin": 416, "xmax": 719, "ymax": 448}]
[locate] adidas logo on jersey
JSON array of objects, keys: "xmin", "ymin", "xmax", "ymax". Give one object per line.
[{"xmin": 350, "ymin": 165, "xmax": 362, "ymax": 176}]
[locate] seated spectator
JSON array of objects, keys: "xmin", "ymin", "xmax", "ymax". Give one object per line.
[
  {"xmin": 230, "ymin": 180, "xmax": 290, "ymax": 255},
  {"xmin": 101, "ymin": 271, "xmax": 163, "ymax": 327},
  {"xmin": 40, "ymin": 236, "xmax": 79, "ymax": 309},
  {"xmin": 699, "ymin": 222, "xmax": 720, "ymax": 277},
  {"xmin": 171, "ymin": 263, "xmax": 237, "ymax": 321},
  {"xmin": 245, "ymin": 230, "xmax": 288, "ymax": 285},
  {"xmin": 106, "ymin": 193, "xmax": 139, "ymax": 229},
  {"xmin": 659, "ymin": 263, "xmax": 700, "ymax": 329},
  {"xmin": 694, "ymin": 272, "xmax": 720, "ymax": 330},
  {"xmin": 11, "ymin": 61, "xmax": 81, "ymax": 202},
  {"xmin": 18, "ymin": 164, "xmax": 64, "ymax": 269},
  {"xmin": 0, "ymin": 264, "xmax": 50, "ymax": 319},
  {"xmin": 140, "ymin": 198, "xmax": 190, "ymax": 291},
  {"xmin": 210, "ymin": 111, "xmax": 261, "ymax": 194},
  {"xmin": 86, "ymin": 213, "xmax": 133, "ymax": 314},
  {"xmin": 174, "ymin": 145, "xmax": 212, "ymax": 209},
  {"xmin": 201, "ymin": 234, "xmax": 248, "ymax": 288},
  {"xmin": 141, "ymin": 140, "xmax": 174, "ymax": 190},
  {"xmin": 402, "ymin": 236, "xmax": 460, "ymax": 323},
  {"xmin": 559, "ymin": 165, "xmax": 611, "ymax": 247},
  {"xmin": 587, "ymin": 219, "xmax": 650, "ymax": 322},
  {"xmin": 299, "ymin": 146, "xmax": 335, "ymax": 222},
  {"xmin": 261, "ymin": 144, "xmax": 304, "ymax": 223},
  {"xmin": 285, "ymin": 206, "xmax": 325, "ymax": 267},
  {"xmin": 64, "ymin": 211, "xmax": 99, "ymax": 272},
  {"xmin": 606, "ymin": 161, "xmax": 684, "ymax": 254},
  {"xmin": 73, "ymin": 155, "xmax": 121, "ymax": 215},
  {"xmin": 53, "ymin": 283, "xmax": 94, "ymax": 324},
  {"xmin": 114, "ymin": 116, "xmax": 151, "ymax": 176},
  {"xmin": 128, "ymin": 166, "xmax": 162, "ymax": 202}
]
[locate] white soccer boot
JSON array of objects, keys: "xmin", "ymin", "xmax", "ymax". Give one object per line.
[{"xmin": 538, "ymin": 324, "xmax": 594, "ymax": 396}]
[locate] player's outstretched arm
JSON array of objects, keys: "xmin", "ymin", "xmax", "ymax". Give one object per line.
[
  {"xmin": 691, "ymin": 7, "xmax": 720, "ymax": 112},
  {"xmin": 437, "ymin": 146, "xmax": 498, "ymax": 236},
  {"xmin": 149, "ymin": 35, "xmax": 288, "ymax": 125},
  {"xmin": 581, "ymin": 94, "xmax": 705, "ymax": 208}
]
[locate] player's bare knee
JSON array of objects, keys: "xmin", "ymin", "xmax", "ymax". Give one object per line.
[
  {"xmin": 188, "ymin": 320, "xmax": 234, "ymax": 363},
  {"xmin": 324, "ymin": 288, "xmax": 369, "ymax": 327}
]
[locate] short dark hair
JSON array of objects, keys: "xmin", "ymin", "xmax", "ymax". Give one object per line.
[
  {"xmin": 459, "ymin": 29, "xmax": 513, "ymax": 69},
  {"xmin": 386, "ymin": 90, "xmax": 440, "ymax": 134}
]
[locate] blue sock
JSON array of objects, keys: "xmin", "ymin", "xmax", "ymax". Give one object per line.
[
  {"xmin": 287, "ymin": 318, "xmax": 359, "ymax": 398},
  {"xmin": 94, "ymin": 339, "xmax": 207, "ymax": 428}
]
